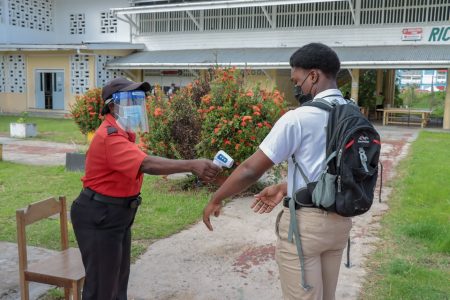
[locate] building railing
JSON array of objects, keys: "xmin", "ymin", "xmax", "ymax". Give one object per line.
[{"xmin": 135, "ymin": 0, "xmax": 450, "ymax": 34}]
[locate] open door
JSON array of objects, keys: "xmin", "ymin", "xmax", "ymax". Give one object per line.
[{"xmin": 35, "ymin": 70, "xmax": 65, "ymax": 110}]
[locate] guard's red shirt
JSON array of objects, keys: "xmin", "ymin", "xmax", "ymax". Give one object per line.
[{"xmin": 82, "ymin": 114, "xmax": 147, "ymax": 197}]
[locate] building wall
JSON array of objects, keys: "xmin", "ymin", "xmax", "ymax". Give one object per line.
[
  {"xmin": 0, "ymin": 93, "xmax": 27, "ymax": 113},
  {"xmin": 0, "ymin": 0, "xmax": 131, "ymax": 44},
  {"xmin": 0, "ymin": 49, "xmax": 137, "ymax": 114},
  {"xmin": 134, "ymin": 24, "xmax": 450, "ymax": 51}
]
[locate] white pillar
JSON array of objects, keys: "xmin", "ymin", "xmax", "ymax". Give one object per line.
[
  {"xmin": 443, "ymin": 69, "xmax": 450, "ymax": 130},
  {"xmin": 351, "ymin": 69, "xmax": 360, "ymax": 105}
]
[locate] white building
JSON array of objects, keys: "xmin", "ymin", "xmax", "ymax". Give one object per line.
[
  {"xmin": 398, "ymin": 69, "xmax": 448, "ymax": 91},
  {"xmin": 1, "ymin": 0, "xmax": 450, "ymax": 128}
]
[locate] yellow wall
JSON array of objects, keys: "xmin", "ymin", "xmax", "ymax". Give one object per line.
[
  {"xmin": 274, "ymin": 69, "xmax": 295, "ymax": 106},
  {"xmin": 0, "ymin": 93, "xmax": 27, "ymax": 113},
  {"xmin": 0, "ymin": 49, "xmax": 136, "ymax": 114},
  {"xmin": 244, "ymin": 69, "xmax": 295, "ymax": 106},
  {"xmin": 26, "ymin": 52, "xmax": 73, "ymax": 111}
]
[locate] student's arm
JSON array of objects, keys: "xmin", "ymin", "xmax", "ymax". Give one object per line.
[{"xmin": 202, "ymin": 150, "xmax": 274, "ymax": 231}]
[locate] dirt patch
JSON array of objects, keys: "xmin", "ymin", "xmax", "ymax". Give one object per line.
[{"xmin": 233, "ymin": 244, "xmax": 276, "ymax": 276}]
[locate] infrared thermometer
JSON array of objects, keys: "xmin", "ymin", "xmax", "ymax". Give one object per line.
[{"xmin": 213, "ymin": 150, "xmax": 234, "ymax": 168}]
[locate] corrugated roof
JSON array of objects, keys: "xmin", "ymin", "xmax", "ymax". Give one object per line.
[
  {"xmin": 106, "ymin": 45, "xmax": 450, "ymax": 70},
  {"xmin": 0, "ymin": 43, "xmax": 145, "ymax": 51}
]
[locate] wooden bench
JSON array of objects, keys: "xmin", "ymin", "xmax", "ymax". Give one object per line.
[
  {"xmin": 377, "ymin": 108, "xmax": 432, "ymax": 128},
  {"xmin": 16, "ymin": 196, "xmax": 85, "ymax": 300}
]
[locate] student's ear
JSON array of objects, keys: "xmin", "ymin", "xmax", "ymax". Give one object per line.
[{"xmin": 310, "ymin": 70, "xmax": 320, "ymax": 84}]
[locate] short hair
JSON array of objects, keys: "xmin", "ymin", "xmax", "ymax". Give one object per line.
[{"xmin": 289, "ymin": 43, "xmax": 340, "ymax": 77}]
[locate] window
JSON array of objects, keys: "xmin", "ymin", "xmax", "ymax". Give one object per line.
[
  {"xmin": 70, "ymin": 13, "xmax": 85, "ymax": 35},
  {"xmin": 70, "ymin": 55, "xmax": 90, "ymax": 94},
  {"xmin": 8, "ymin": 0, "xmax": 53, "ymax": 31},
  {"xmin": 100, "ymin": 11, "xmax": 118, "ymax": 34}
]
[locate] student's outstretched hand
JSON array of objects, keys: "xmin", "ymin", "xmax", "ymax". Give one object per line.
[
  {"xmin": 203, "ymin": 199, "xmax": 222, "ymax": 231},
  {"xmin": 251, "ymin": 182, "xmax": 287, "ymax": 214}
]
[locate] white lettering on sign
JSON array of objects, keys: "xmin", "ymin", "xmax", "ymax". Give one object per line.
[{"xmin": 402, "ymin": 28, "xmax": 423, "ymax": 41}]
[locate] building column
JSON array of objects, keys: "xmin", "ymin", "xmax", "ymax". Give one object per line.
[
  {"xmin": 376, "ymin": 69, "xmax": 384, "ymax": 96},
  {"xmin": 443, "ymin": 69, "xmax": 450, "ymax": 130},
  {"xmin": 351, "ymin": 69, "xmax": 360, "ymax": 105},
  {"xmin": 384, "ymin": 69, "xmax": 396, "ymax": 107}
]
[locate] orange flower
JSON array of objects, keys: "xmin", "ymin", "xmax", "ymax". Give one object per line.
[
  {"xmin": 241, "ymin": 121, "xmax": 247, "ymax": 127},
  {"xmin": 154, "ymin": 107, "xmax": 163, "ymax": 117},
  {"xmin": 214, "ymin": 128, "xmax": 220, "ymax": 134},
  {"xmin": 250, "ymin": 136, "xmax": 256, "ymax": 141},
  {"xmin": 252, "ymin": 105, "xmax": 260, "ymax": 112},
  {"xmin": 242, "ymin": 116, "xmax": 253, "ymax": 122},
  {"xmin": 235, "ymin": 144, "xmax": 240, "ymax": 150},
  {"xmin": 201, "ymin": 95, "xmax": 211, "ymax": 105},
  {"xmin": 257, "ymin": 122, "xmax": 263, "ymax": 128},
  {"xmin": 224, "ymin": 139, "xmax": 231, "ymax": 145},
  {"xmin": 253, "ymin": 111, "xmax": 261, "ymax": 116},
  {"xmin": 246, "ymin": 90, "xmax": 254, "ymax": 97}
]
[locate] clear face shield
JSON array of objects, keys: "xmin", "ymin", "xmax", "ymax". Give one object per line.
[{"xmin": 112, "ymin": 91, "xmax": 149, "ymax": 133}]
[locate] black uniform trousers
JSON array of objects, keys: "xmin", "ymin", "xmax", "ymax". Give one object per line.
[{"xmin": 71, "ymin": 191, "xmax": 138, "ymax": 300}]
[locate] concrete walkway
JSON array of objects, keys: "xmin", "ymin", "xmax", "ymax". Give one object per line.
[
  {"xmin": 0, "ymin": 136, "xmax": 81, "ymax": 166},
  {"xmin": 0, "ymin": 126, "xmax": 419, "ymax": 299}
]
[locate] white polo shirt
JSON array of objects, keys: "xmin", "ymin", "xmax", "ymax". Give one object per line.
[{"xmin": 259, "ymin": 89, "xmax": 346, "ymax": 197}]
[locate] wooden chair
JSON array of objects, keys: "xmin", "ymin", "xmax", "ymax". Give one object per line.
[{"xmin": 16, "ymin": 196, "xmax": 85, "ymax": 300}]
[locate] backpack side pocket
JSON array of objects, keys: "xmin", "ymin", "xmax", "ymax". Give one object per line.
[{"xmin": 312, "ymin": 172, "xmax": 337, "ymax": 209}]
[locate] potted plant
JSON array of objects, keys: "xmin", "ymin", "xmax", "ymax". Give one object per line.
[
  {"xmin": 10, "ymin": 112, "xmax": 37, "ymax": 138},
  {"xmin": 69, "ymin": 88, "xmax": 104, "ymax": 143},
  {"xmin": 66, "ymin": 88, "xmax": 104, "ymax": 171}
]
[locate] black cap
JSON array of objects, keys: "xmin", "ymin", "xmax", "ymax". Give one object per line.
[{"xmin": 102, "ymin": 77, "xmax": 151, "ymax": 102}]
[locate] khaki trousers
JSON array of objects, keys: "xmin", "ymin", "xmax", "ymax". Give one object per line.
[{"xmin": 275, "ymin": 207, "xmax": 352, "ymax": 300}]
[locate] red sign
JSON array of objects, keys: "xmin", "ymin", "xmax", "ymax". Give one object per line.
[{"xmin": 402, "ymin": 28, "xmax": 423, "ymax": 41}]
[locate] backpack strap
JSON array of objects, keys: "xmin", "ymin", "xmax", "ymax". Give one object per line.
[
  {"xmin": 287, "ymin": 196, "xmax": 313, "ymax": 292},
  {"xmin": 302, "ymin": 98, "xmax": 336, "ymax": 111},
  {"xmin": 291, "ymin": 154, "xmax": 310, "ymax": 184}
]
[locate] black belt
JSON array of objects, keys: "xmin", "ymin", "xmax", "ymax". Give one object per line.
[
  {"xmin": 282, "ymin": 197, "xmax": 316, "ymax": 210},
  {"xmin": 82, "ymin": 188, "xmax": 142, "ymax": 209}
]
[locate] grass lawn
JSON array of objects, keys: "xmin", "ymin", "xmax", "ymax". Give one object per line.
[
  {"xmin": 0, "ymin": 161, "xmax": 212, "ymax": 260},
  {"xmin": 362, "ymin": 131, "xmax": 450, "ymax": 299},
  {"xmin": 0, "ymin": 115, "xmax": 85, "ymax": 144}
]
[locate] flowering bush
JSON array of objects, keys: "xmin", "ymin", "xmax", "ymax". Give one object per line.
[
  {"xmin": 139, "ymin": 86, "xmax": 175, "ymax": 157},
  {"xmin": 140, "ymin": 72, "xmax": 212, "ymax": 159},
  {"xmin": 196, "ymin": 68, "xmax": 286, "ymax": 168},
  {"xmin": 140, "ymin": 68, "xmax": 286, "ymax": 171},
  {"xmin": 69, "ymin": 88, "xmax": 104, "ymax": 135}
]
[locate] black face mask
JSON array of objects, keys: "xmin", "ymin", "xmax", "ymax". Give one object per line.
[{"xmin": 294, "ymin": 73, "xmax": 313, "ymax": 105}]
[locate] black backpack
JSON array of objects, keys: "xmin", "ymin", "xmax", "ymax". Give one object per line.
[{"xmin": 302, "ymin": 99, "xmax": 381, "ymax": 217}]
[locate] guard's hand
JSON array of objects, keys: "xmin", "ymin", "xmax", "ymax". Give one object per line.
[
  {"xmin": 203, "ymin": 200, "xmax": 222, "ymax": 231},
  {"xmin": 251, "ymin": 184, "xmax": 285, "ymax": 214},
  {"xmin": 191, "ymin": 159, "xmax": 221, "ymax": 183}
]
